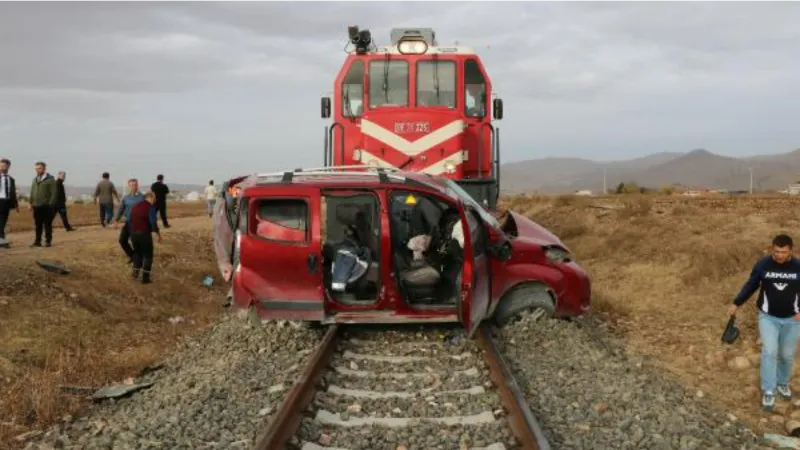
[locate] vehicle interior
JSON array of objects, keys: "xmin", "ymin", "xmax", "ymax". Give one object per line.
[
  {"xmin": 388, "ymin": 190, "xmax": 464, "ymax": 308},
  {"xmin": 321, "ymin": 192, "xmax": 381, "ymax": 305}
]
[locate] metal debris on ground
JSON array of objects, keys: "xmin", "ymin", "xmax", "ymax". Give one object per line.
[
  {"xmin": 91, "ymin": 381, "xmax": 155, "ymax": 401},
  {"xmin": 202, "ymin": 275, "xmax": 214, "ymax": 288},
  {"xmin": 764, "ymin": 434, "xmax": 800, "ymax": 449},
  {"xmin": 35, "ymin": 260, "xmax": 71, "ymax": 275}
]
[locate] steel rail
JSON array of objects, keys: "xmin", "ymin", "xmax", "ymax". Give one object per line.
[
  {"xmin": 477, "ymin": 325, "xmax": 551, "ymax": 450},
  {"xmin": 253, "ymin": 324, "xmax": 341, "ymax": 450}
]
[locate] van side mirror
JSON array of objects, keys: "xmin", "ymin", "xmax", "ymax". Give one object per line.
[
  {"xmin": 493, "ymin": 98, "xmax": 503, "ymax": 120},
  {"xmin": 321, "ymin": 97, "xmax": 331, "ymax": 119}
]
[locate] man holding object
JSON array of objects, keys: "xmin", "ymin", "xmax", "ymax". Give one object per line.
[{"xmin": 730, "ymin": 234, "xmax": 800, "ymax": 411}]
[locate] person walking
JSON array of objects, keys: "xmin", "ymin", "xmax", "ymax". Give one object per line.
[
  {"xmin": 94, "ymin": 172, "xmax": 120, "ymax": 227},
  {"xmin": 204, "ymin": 180, "xmax": 217, "ymax": 218},
  {"xmin": 150, "ymin": 174, "xmax": 170, "ymax": 229},
  {"xmin": 54, "ymin": 171, "xmax": 75, "ymax": 232},
  {"xmin": 729, "ymin": 234, "xmax": 800, "ymax": 411},
  {"xmin": 29, "ymin": 161, "xmax": 58, "ymax": 247},
  {"xmin": 0, "ymin": 158, "xmax": 19, "ymax": 245},
  {"xmin": 114, "ymin": 179, "xmax": 145, "ymax": 264},
  {"xmin": 128, "ymin": 192, "xmax": 162, "ymax": 284}
]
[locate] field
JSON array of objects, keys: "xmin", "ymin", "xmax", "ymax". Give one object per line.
[
  {"xmin": 3, "ymin": 202, "xmax": 209, "ymax": 235},
  {"xmin": 2, "ymin": 194, "xmax": 799, "ymax": 447},
  {"xmin": 0, "ymin": 203, "xmax": 228, "ymax": 447},
  {"xmin": 500, "ymin": 194, "xmax": 800, "ymax": 434}
]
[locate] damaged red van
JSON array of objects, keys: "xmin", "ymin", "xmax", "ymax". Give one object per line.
[{"xmin": 213, "ymin": 167, "xmax": 590, "ymax": 336}]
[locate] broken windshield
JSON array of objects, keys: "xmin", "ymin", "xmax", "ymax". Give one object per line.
[{"xmin": 369, "ymin": 60, "xmax": 408, "ymax": 108}]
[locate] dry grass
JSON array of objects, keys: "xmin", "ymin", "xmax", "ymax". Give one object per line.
[
  {"xmin": 0, "ymin": 209, "xmax": 226, "ymax": 448},
  {"xmin": 500, "ymin": 193, "xmax": 800, "ymax": 434},
  {"xmin": 4, "ymin": 201, "xmax": 208, "ymax": 234}
]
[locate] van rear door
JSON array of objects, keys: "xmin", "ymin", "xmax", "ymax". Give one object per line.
[
  {"xmin": 241, "ymin": 186, "xmax": 325, "ymax": 321},
  {"xmin": 458, "ymin": 205, "xmax": 492, "ymax": 336}
]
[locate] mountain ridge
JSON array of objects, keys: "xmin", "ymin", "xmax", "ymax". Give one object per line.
[{"xmin": 500, "ymin": 148, "xmax": 800, "ymax": 193}]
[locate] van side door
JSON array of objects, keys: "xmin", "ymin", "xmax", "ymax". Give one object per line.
[
  {"xmin": 458, "ymin": 205, "xmax": 492, "ymax": 336},
  {"xmin": 240, "ymin": 187, "xmax": 325, "ymax": 321}
]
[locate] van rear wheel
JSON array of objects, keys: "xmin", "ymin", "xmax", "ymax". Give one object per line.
[{"xmin": 493, "ymin": 283, "xmax": 555, "ymax": 328}]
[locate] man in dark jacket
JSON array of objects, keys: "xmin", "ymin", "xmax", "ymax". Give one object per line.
[
  {"xmin": 150, "ymin": 174, "xmax": 170, "ymax": 229},
  {"xmin": 29, "ymin": 161, "xmax": 58, "ymax": 247},
  {"xmin": 128, "ymin": 192, "xmax": 162, "ymax": 284},
  {"xmin": 730, "ymin": 234, "xmax": 800, "ymax": 411},
  {"xmin": 53, "ymin": 171, "xmax": 75, "ymax": 232},
  {"xmin": 94, "ymin": 172, "xmax": 120, "ymax": 227},
  {"xmin": 0, "ymin": 158, "xmax": 19, "ymax": 245}
]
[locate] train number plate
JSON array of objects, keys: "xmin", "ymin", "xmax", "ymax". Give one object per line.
[{"xmin": 394, "ymin": 122, "xmax": 430, "ymax": 134}]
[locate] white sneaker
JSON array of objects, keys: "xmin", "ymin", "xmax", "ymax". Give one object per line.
[
  {"xmin": 763, "ymin": 391, "xmax": 776, "ymax": 411},
  {"xmin": 778, "ymin": 384, "xmax": 792, "ymax": 399}
]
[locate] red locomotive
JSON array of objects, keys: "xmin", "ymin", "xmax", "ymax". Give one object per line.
[{"xmin": 321, "ymin": 26, "xmax": 503, "ymax": 210}]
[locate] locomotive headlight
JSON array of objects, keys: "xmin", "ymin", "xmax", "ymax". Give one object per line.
[
  {"xmin": 366, "ymin": 159, "xmax": 379, "ymax": 168},
  {"xmin": 443, "ymin": 160, "xmax": 457, "ymax": 174},
  {"xmin": 398, "ymin": 40, "xmax": 428, "ymax": 55}
]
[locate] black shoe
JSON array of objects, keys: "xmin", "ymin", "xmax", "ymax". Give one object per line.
[
  {"xmin": 66, "ymin": 228, "xmax": 75, "ymax": 232},
  {"xmin": 30, "ymin": 242, "xmax": 42, "ymax": 248},
  {"xmin": 141, "ymin": 276, "xmax": 152, "ymax": 284},
  {"xmin": 44, "ymin": 242, "xmax": 52, "ymax": 248},
  {"xmin": 132, "ymin": 270, "xmax": 140, "ymax": 280},
  {"xmin": 164, "ymin": 225, "xmax": 171, "ymax": 229}
]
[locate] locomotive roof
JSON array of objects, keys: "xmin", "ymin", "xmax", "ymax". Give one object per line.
[{"xmin": 371, "ymin": 45, "xmax": 477, "ymax": 56}]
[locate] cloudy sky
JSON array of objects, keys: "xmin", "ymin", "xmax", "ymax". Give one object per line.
[{"xmin": 1, "ymin": 2, "xmax": 799, "ymax": 186}]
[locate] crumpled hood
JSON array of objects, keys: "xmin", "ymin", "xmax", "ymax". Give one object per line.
[{"xmin": 504, "ymin": 210, "xmax": 571, "ymax": 253}]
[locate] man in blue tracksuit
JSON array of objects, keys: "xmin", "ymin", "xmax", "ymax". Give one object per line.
[
  {"xmin": 730, "ymin": 234, "xmax": 800, "ymax": 411},
  {"xmin": 113, "ymin": 178, "xmax": 145, "ymax": 263}
]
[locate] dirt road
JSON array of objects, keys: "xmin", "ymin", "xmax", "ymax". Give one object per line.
[{"xmin": 1, "ymin": 216, "xmax": 213, "ymax": 257}]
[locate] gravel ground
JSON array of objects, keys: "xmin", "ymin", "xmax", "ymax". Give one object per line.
[
  {"xmin": 294, "ymin": 328, "xmax": 519, "ymax": 450},
  {"xmin": 494, "ymin": 312, "xmax": 772, "ymax": 450},
  {"xmin": 23, "ymin": 313, "xmax": 323, "ymax": 450}
]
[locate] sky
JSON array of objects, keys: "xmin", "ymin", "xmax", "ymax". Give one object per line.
[{"xmin": 1, "ymin": 1, "xmax": 800, "ymax": 186}]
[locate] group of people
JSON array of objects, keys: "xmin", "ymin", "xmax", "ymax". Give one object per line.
[
  {"xmin": 0, "ymin": 159, "xmax": 75, "ymax": 248},
  {"xmin": 0, "ymin": 160, "xmax": 175, "ymax": 284}
]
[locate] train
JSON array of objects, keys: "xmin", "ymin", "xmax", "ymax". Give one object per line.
[{"xmin": 320, "ymin": 26, "xmax": 503, "ymax": 210}]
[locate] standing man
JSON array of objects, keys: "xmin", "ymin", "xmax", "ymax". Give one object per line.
[
  {"xmin": 0, "ymin": 158, "xmax": 19, "ymax": 245},
  {"xmin": 129, "ymin": 192, "xmax": 162, "ymax": 284},
  {"xmin": 29, "ymin": 161, "xmax": 58, "ymax": 247},
  {"xmin": 150, "ymin": 174, "xmax": 170, "ymax": 229},
  {"xmin": 94, "ymin": 172, "xmax": 120, "ymax": 227},
  {"xmin": 114, "ymin": 179, "xmax": 145, "ymax": 264},
  {"xmin": 54, "ymin": 171, "xmax": 75, "ymax": 232},
  {"xmin": 204, "ymin": 180, "xmax": 217, "ymax": 218},
  {"xmin": 729, "ymin": 234, "xmax": 800, "ymax": 411}
]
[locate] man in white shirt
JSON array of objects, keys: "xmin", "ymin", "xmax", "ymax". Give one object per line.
[
  {"xmin": 204, "ymin": 180, "xmax": 217, "ymax": 218},
  {"xmin": 0, "ymin": 158, "xmax": 19, "ymax": 244}
]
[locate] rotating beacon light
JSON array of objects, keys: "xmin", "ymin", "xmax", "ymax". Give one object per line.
[{"xmin": 397, "ymin": 39, "xmax": 428, "ymax": 55}]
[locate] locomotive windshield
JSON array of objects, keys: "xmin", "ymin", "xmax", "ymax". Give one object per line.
[
  {"xmin": 369, "ymin": 60, "xmax": 409, "ymax": 108},
  {"xmin": 416, "ymin": 60, "xmax": 456, "ymax": 108}
]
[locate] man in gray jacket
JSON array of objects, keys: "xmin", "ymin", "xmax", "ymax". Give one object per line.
[
  {"xmin": 94, "ymin": 172, "xmax": 120, "ymax": 227},
  {"xmin": 29, "ymin": 161, "xmax": 57, "ymax": 247}
]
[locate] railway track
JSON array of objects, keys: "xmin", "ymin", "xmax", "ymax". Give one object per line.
[{"xmin": 253, "ymin": 324, "xmax": 549, "ymax": 450}]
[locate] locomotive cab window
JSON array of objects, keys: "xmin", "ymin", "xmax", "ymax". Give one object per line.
[
  {"xmin": 416, "ymin": 59, "xmax": 456, "ymax": 108},
  {"xmin": 341, "ymin": 60, "xmax": 364, "ymax": 118},
  {"xmin": 369, "ymin": 60, "xmax": 409, "ymax": 108},
  {"xmin": 464, "ymin": 59, "xmax": 486, "ymax": 118},
  {"xmin": 252, "ymin": 198, "xmax": 309, "ymax": 243}
]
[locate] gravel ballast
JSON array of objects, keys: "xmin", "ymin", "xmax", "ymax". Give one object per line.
[
  {"xmin": 24, "ymin": 314, "xmax": 323, "ymax": 450},
  {"xmin": 494, "ymin": 312, "xmax": 772, "ymax": 450}
]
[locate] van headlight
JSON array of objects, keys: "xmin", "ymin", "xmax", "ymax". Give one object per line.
[{"xmin": 544, "ymin": 246, "xmax": 571, "ymax": 264}]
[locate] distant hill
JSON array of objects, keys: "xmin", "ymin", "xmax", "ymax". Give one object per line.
[{"xmin": 500, "ymin": 148, "xmax": 800, "ymax": 193}]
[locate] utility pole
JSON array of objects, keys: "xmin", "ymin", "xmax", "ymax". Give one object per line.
[{"xmin": 749, "ymin": 167, "xmax": 753, "ymax": 195}]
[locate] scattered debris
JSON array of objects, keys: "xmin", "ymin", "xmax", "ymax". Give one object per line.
[
  {"xmin": 258, "ymin": 407, "xmax": 273, "ymax": 417},
  {"xmin": 267, "ymin": 384, "xmax": 285, "ymax": 394},
  {"xmin": 137, "ymin": 363, "xmax": 165, "ymax": 378},
  {"xmin": 202, "ymin": 275, "xmax": 214, "ymax": 288},
  {"xmin": 764, "ymin": 434, "xmax": 800, "ymax": 449},
  {"xmin": 35, "ymin": 260, "xmax": 71, "ymax": 275},
  {"xmin": 91, "ymin": 381, "xmax": 155, "ymax": 401},
  {"xmin": 168, "ymin": 316, "xmax": 185, "ymax": 325},
  {"xmin": 14, "ymin": 430, "xmax": 42, "ymax": 442},
  {"xmin": 318, "ymin": 433, "xmax": 332, "ymax": 446}
]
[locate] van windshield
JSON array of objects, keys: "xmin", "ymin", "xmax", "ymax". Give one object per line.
[{"xmin": 441, "ymin": 178, "xmax": 501, "ymax": 229}]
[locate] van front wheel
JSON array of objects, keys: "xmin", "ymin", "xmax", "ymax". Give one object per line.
[{"xmin": 493, "ymin": 283, "xmax": 555, "ymax": 328}]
